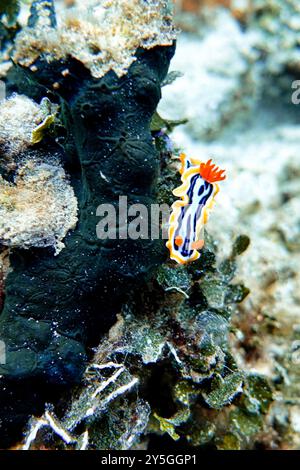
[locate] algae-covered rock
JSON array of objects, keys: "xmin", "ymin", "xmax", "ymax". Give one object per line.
[
  {"xmin": 13, "ymin": 0, "xmax": 177, "ymax": 78},
  {"xmin": 0, "ymin": 94, "xmax": 58, "ymax": 159},
  {"xmin": 0, "ymin": 156, "xmax": 78, "ymax": 253},
  {"xmin": 20, "ymin": 221, "xmax": 270, "ymax": 450}
]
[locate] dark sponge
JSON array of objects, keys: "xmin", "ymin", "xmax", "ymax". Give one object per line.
[{"xmin": 0, "ymin": 44, "xmax": 175, "ymax": 444}]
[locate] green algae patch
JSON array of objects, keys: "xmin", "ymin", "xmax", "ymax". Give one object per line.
[
  {"xmin": 153, "ymin": 408, "xmax": 190, "ymax": 441},
  {"xmin": 203, "ymin": 372, "xmax": 244, "ymax": 410}
]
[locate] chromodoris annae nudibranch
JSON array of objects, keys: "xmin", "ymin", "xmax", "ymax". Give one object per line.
[{"xmin": 167, "ymin": 154, "xmax": 226, "ymax": 264}]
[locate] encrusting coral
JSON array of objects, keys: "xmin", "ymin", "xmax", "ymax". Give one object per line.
[
  {"xmin": 0, "ymin": 92, "xmax": 75, "ymax": 254},
  {"xmin": 0, "ymin": 94, "xmax": 58, "ymax": 159},
  {"xmin": 13, "ymin": 0, "xmax": 177, "ymax": 78},
  {"xmin": 0, "ymin": 156, "xmax": 78, "ymax": 253}
]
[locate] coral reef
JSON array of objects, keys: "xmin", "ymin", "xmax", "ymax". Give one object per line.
[
  {"xmin": 20, "ymin": 227, "xmax": 271, "ymax": 450},
  {"xmin": 166, "ymin": 0, "xmax": 300, "ymax": 140},
  {"xmin": 0, "ymin": 0, "xmax": 175, "ymax": 446},
  {"xmin": 0, "ymin": 156, "xmax": 78, "ymax": 253},
  {"xmin": 0, "ymin": 92, "xmax": 75, "ymax": 254},
  {"xmin": 1, "ymin": 0, "xmax": 297, "ymax": 451},
  {"xmin": 159, "ymin": 3, "xmax": 300, "ymax": 449},
  {"xmin": 0, "ymin": 94, "xmax": 58, "ymax": 159},
  {"xmin": 13, "ymin": 0, "xmax": 177, "ymax": 78}
]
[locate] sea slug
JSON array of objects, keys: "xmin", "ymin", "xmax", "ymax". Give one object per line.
[{"xmin": 167, "ymin": 154, "xmax": 226, "ymax": 264}]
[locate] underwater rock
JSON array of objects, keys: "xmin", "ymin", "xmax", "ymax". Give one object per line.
[
  {"xmin": 13, "ymin": 0, "xmax": 177, "ymax": 78},
  {"xmin": 0, "ymin": 94, "xmax": 58, "ymax": 160},
  {"xmin": 18, "ymin": 230, "xmax": 272, "ymax": 450},
  {"xmin": 0, "ymin": 155, "xmax": 78, "ymax": 253},
  {"xmin": 0, "ymin": 0, "xmax": 176, "ymax": 446}
]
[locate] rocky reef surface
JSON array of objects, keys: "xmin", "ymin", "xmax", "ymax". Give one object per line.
[
  {"xmin": 0, "ymin": 0, "xmax": 298, "ymax": 451},
  {"xmin": 159, "ymin": 1, "xmax": 300, "ymax": 449},
  {"xmin": 21, "ymin": 233, "xmax": 272, "ymax": 450}
]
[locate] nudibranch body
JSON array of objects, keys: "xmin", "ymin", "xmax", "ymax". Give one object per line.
[{"xmin": 167, "ymin": 155, "xmax": 226, "ymax": 264}]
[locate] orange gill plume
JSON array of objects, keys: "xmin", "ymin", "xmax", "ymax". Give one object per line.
[{"xmin": 199, "ymin": 159, "xmax": 226, "ymax": 183}]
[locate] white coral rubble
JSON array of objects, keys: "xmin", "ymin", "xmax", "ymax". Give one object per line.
[
  {"xmin": 0, "ymin": 94, "xmax": 57, "ymax": 158},
  {"xmin": 0, "ymin": 157, "xmax": 78, "ymax": 254},
  {"xmin": 13, "ymin": 0, "xmax": 178, "ymax": 79}
]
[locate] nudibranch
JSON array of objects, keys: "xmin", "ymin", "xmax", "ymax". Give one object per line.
[{"xmin": 167, "ymin": 154, "xmax": 226, "ymax": 264}]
